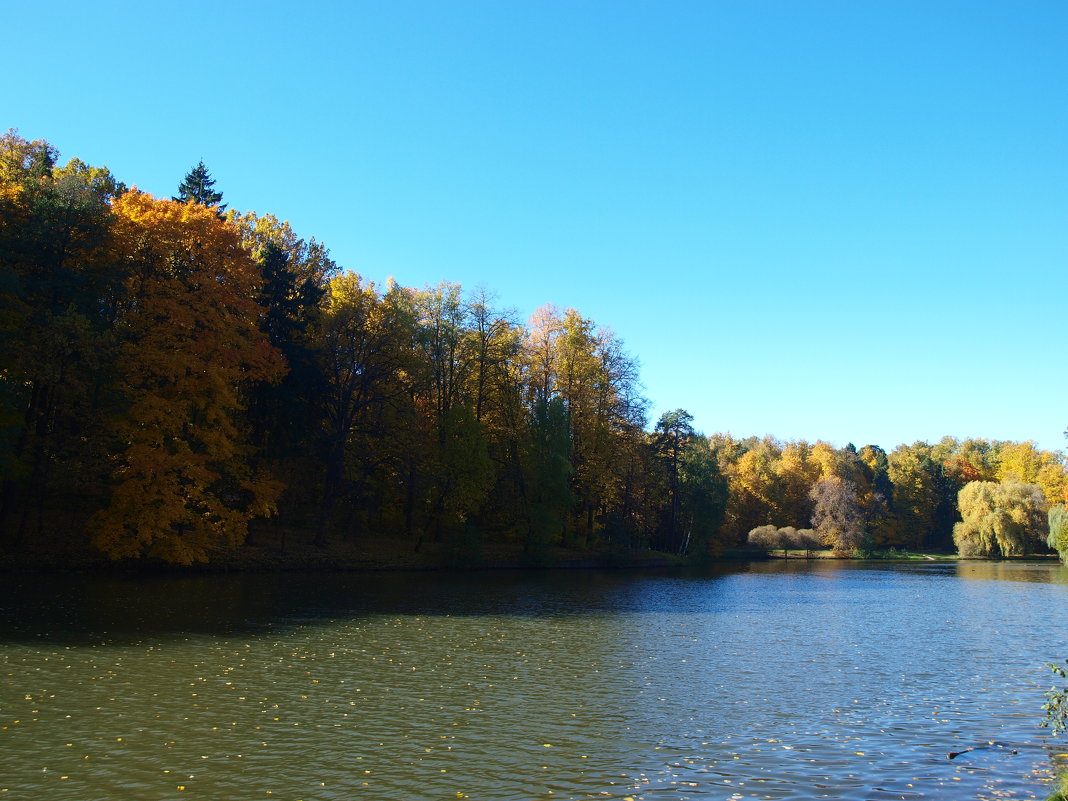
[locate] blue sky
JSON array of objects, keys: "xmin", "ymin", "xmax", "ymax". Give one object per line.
[{"xmin": 9, "ymin": 0, "xmax": 1066, "ymax": 452}]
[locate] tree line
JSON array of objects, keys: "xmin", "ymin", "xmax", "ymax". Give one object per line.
[
  {"xmin": 1, "ymin": 130, "xmax": 1064, "ymax": 566},
  {"xmin": 725, "ymin": 435, "xmax": 1068, "ymax": 557},
  {"xmin": 0, "ymin": 131, "xmax": 730, "ymax": 565}
]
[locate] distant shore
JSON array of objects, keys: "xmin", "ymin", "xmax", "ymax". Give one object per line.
[{"xmin": 2, "ymin": 530, "xmax": 1058, "ymax": 575}]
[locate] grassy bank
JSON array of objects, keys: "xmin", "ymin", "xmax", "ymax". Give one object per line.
[{"xmin": 753, "ymin": 549, "xmax": 1058, "ymax": 562}]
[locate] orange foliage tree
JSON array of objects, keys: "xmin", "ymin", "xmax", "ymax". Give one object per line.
[{"xmin": 91, "ymin": 192, "xmax": 284, "ymax": 563}]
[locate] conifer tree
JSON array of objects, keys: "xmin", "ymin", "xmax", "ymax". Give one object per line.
[{"xmin": 173, "ymin": 160, "xmax": 226, "ymax": 211}]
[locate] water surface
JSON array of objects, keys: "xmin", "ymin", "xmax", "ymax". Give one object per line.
[{"xmin": 2, "ymin": 560, "xmax": 1067, "ymax": 800}]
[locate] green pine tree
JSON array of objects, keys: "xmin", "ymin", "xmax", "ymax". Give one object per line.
[{"xmin": 173, "ymin": 160, "xmax": 226, "ymax": 210}]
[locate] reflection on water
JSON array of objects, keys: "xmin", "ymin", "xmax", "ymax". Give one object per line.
[{"xmin": 2, "ymin": 561, "xmax": 1067, "ymax": 800}]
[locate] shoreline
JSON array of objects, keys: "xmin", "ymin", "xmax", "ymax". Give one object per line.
[{"xmin": 1, "ymin": 534, "xmax": 1057, "ymax": 575}]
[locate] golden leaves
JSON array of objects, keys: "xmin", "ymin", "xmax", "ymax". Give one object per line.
[{"xmin": 91, "ymin": 191, "xmax": 285, "ymax": 564}]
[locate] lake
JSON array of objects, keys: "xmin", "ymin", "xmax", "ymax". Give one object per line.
[{"xmin": 2, "ymin": 560, "xmax": 1067, "ymax": 800}]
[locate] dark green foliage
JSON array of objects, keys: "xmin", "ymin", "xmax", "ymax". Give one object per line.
[
  {"xmin": 247, "ymin": 242, "xmax": 325, "ymax": 460},
  {"xmin": 521, "ymin": 397, "xmax": 574, "ymax": 564},
  {"xmin": 173, "ymin": 160, "xmax": 225, "ymax": 211},
  {"xmin": 0, "ymin": 142, "xmax": 123, "ymax": 550},
  {"xmin": 929, "ymin": 460, "xmax": 961, "ymax": 551},
  {"xmin": 654, "ymin": 409, "xmax": 695, "ymax": 553},
  {"xmin": 678, "ymin": 437, "xmax": 728, "ymax": 558},
  {"xmin": 1043, "ymin": 661, "xmax": 1068, "ymax": 734},
  {"xmin": 442, "ymin": 521, "xmax": 485, "ymax": 568}
]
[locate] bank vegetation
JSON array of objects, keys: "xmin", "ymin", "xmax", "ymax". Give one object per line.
[{"xmin": 2, "ymin": 131, "xmax": 1065, "ymax": 569}]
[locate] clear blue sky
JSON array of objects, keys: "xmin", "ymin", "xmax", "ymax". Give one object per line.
[{"xmin": 9, "ymin": 0, "xmax": 1066, "ymax": 452}]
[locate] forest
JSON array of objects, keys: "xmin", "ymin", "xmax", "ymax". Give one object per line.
[{"xmin": 2, "ymin": 130, "xmax": 1067, "ymax": 568}]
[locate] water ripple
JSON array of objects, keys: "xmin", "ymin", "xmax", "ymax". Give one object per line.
[{"xmin": 2, "ymin": 561, "xmax": 1067, "ymax": 799}]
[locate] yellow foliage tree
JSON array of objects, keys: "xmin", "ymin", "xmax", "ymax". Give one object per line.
[
  {"xmin": 725, "ymin": 438, "xmax": 783, "ymax": 535},
  {"xmin": 953, "ymin": 480, "xmax": 1047, "ymax": 556},
  {"xmin": 91, "ymin": 192, "xmax": 284, "ymax": 564},
  {"xmin": 995, "ymin": 441, "xmax": 1068, "ymax": 505},
  {"xmin": 776, "ymin": 441, "xmax": 820, "ymax": 527}
]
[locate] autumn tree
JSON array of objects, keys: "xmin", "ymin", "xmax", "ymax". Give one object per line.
[
  {"xmin": 314, "ymin": 273, "xmax": 411, "ymax": 545},
  {"xmin": 524, "ymin": 304, "xmax": 562, "ymax": 404},
  {"xmin": 0, "ymin": 132, "xmax": 124, "ymax": 549},
  {"xmin": 555, "ymin": 308, "xmax": 611, "ymax": 543},
  {"xmin": 856, "ymin": 444, "xmax": 897, "ymax": 547},
  {"xmin": 795, "ymin": 528, "xmax": 822, "ymax": 556},
  {"xmin": 411, "ymin": 282, "xmax": 468, "ymax": 423},
  {"xmin": 953, "ymin": 480, "xmax": 1047, "ymax": 557},
  {"xmin": 936, "ymin": 437, "xmax": 997, "ymax": 485},
  {"xmin": 459, "ymin": 289, "xmax": 527, "ymax": 539},
  {"xmin": 776, "ymin": 441, "xmax": 820, "ymax": 528},
  {"xmin": 607, "ymin": 421, "xmax": 663, "ymax": 551},
  {"xmin": 522, "ymin": 305, "xmax": 645, "ymax": 548},
  {"xmin": 590, "ymin": 325, "xmax": 648, "ymax": 544},
  {"xmin": 725, "ymin": 438, "xmax": 783, "ymax": 539},
  {"xmin": 887, "ymin": 443, "xmax": 942, "ymax": 549},
  {"xmin": 402, "ymin": 283, "xmax": 497, "ymax": 545},
  {"xmin": 0, "ymin": 129, "xmax": 58, "ymax": 184},
  {"xmin": 91, "ymin": 191, "xmax": 284, "ymax": 564},
  {"xmin": 810, "ymin": 477, "xmax": 866, "ymax": 553},
  {"xmin": 226, "ymin": 210, "xmax": 337, "ymax": 289},
  {"xmin": 463, "ymin": 288, "xmax": 519, "ymax": 425},
  {"xmin": 810, "ymin": 441, "xmax": 862, "ymax": 485},
  {"xmin": 748, "ymin": 524, "xmax": 819, "ymax": 557},
  {"xmin": 994, "ymin": 441, "xmax": 1068, "ymax": 507}
]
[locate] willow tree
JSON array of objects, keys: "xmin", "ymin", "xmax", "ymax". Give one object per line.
[
  {"xmin": 1049, "ymin": 505, "xmax": 1068, "ymax": 563},
  {"xmin": 953, "ymin": 480, "xmax": 1047, "ymax": 557}
]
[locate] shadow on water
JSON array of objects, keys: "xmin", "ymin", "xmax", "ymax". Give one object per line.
[
  {"xmin": 3, "ymin": 559, "xmax": 1065, "ymax": 646},
  {"xmin": 0, "ymin": 562, "xmax": 752, "ymax": 645},
  {"xmin": 2, "ymin": 558, "xmax": 1066, "ymax": 799}
]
